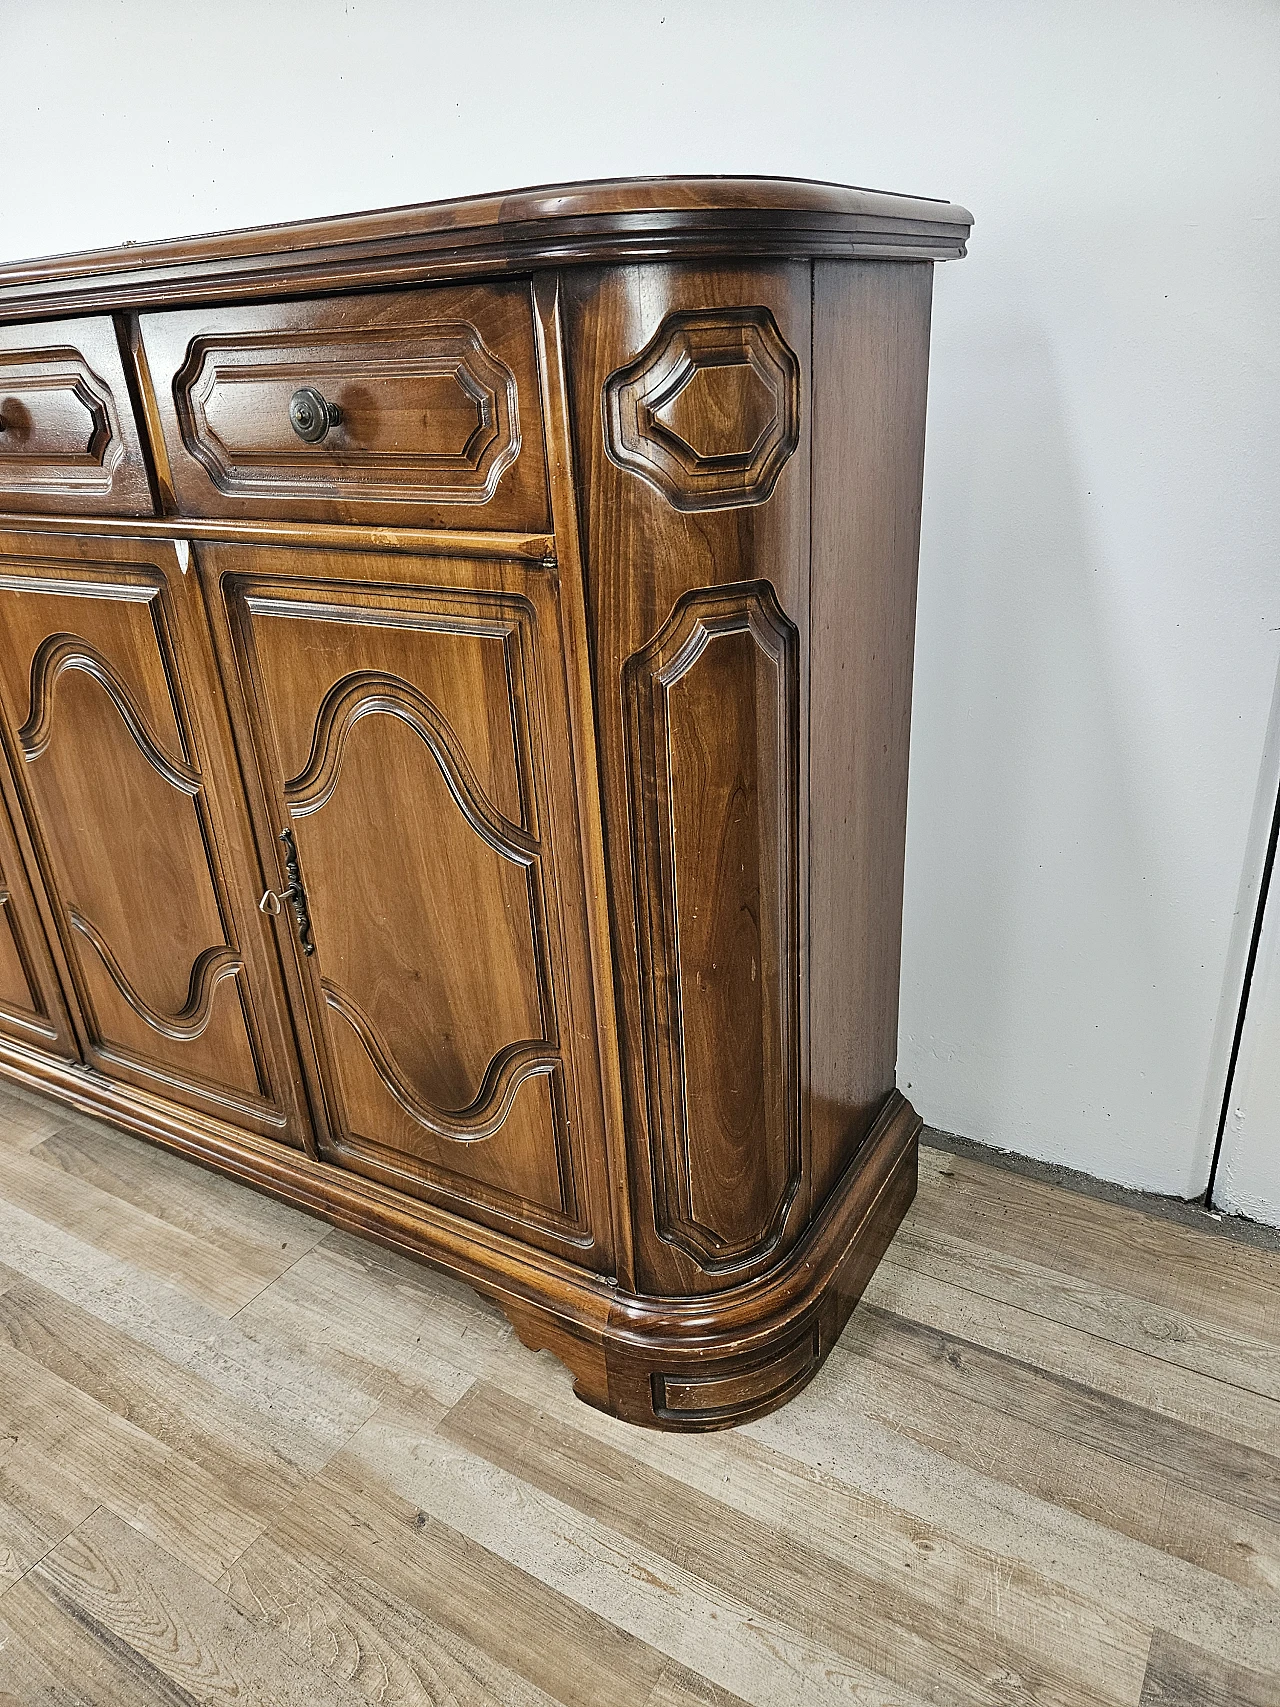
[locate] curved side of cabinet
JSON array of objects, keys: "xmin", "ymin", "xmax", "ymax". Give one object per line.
[{"xmin": 559, "ymin": 259, "xmax": 817, "ymax": 1301}]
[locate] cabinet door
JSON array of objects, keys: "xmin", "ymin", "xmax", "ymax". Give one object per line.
[
  {"xmin": 207, "ymin": 544, "xmax": 613, "ymax": 1269},
  {"xmin": 0, "ymin": 773, "xmax": 78, "ymax": 1061},
  {"xmin": 0, "ymin": 530, "xmax": 311, "ymax": 1143}
]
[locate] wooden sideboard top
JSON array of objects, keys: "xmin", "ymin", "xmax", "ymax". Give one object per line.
[{"xmin": 0, "ymin": 175, "xmax": 973, "ymax": 322}]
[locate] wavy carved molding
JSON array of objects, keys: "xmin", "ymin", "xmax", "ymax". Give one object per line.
[
  {"xmin": 285, "ymin": 659, "xmax": 565, "ymax": 1161},
  {"xmin": 175, "ymin": 322, "xmax": 521, "ymax": 504},
  {"xmin": 0, "ymin": 346, "xmax": 125, "ymax": 496},
  {"xmin": 285, "ymin": 669, "xmax": 536, "ymax": 862},
  {"xmin": 323, "ymin": 981, "xmax": 557, "ymax": 1144},
  {"xmin": 624, "ymin": 580, "xmax": 802, "ymax": 1271},
  {"xmin": 70, "ymin": 909, "xmax": 242, "ymax": 1042},
  {"xmin": 603, "ymin": 307, "xmax": 800, "ymax": 511},
  {"xmin": 21, "ymin": 633, "xmax": 201, "ymax": 795}
]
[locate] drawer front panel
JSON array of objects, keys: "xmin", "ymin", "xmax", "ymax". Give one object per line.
[
  {"xmin": 141, "ymin": 285, "xmax": 550, "ymax": 528},
  {"xmin": 207, "ymin": 545, "xmax": 613, "ymax": 1269},
  {"xmin": 0, "ymin": 318, "xmax": 153, "ymax": 517}
]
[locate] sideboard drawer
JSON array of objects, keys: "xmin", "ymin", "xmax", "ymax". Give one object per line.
[
  {"xmin": 139, "ymin": 284, "xmax": 550, "ymax": 529},
  {"xmin": 0, "ymin": 317, "xmax": 153, "ymax": 517}
]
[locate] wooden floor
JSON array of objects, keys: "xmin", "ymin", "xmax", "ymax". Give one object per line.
[{"xmin": 0, "ymin": 1079, "xmax": 1276, "ymax": 1707}]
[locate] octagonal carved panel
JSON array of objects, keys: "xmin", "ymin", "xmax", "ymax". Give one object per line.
[{"xmin": 603, "ymin": 307, "xmax": 800, "ymax": 511}]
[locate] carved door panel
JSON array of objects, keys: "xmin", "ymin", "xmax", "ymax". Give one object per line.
[
  {"xmin": 207, "ymin": 545, "xmax": 613, "ymax": 1269},
  {"xmin": 0, "ymin": 530, "xmax": 312, "ymax": 1143},
  {"xmin": 0, "ymin": 774, "xmax": 78, "ymax": 1061}
]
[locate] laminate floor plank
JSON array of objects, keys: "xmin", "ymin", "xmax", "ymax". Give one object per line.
[
  {"xmin": 0, "ymin": 1080, "xmax": 76, "ymax": 1154},
  {"xmin": 0, "ymin": 1095, "xmax": 1275, "ymax": 1704},
  {"xmin": 742, "ymin": 1344, "xmax": 1280, "ymax": 1671},
  {"xmin": 0, "ymin": 1273, "xmax": 309, "ymax": 1522},
  {"xmin": 471, "ymin": 1333, "xmax": 1152, "ymax": 1706},
  {"xmin": 0, "ymin": 1205, "xmax": 380, "ymax": 1470},
  {"xmin": 29, "ymin": 1120, "xmax": 327, "ymax": 1286},
  {"xmin": 867, "ymin": 1252, "xmax": 1280, "ymax": 1452},
  {"xmin": 333, "ymin": 1406, "xmax": 920, "ymax": 1707},
  {"xmin": 223, "ymin": 1524, "xmax": 603, "ymax": 1707},
  {"xmin": 439, "ymin": 1378, "xmax": 1146, "ymax": 1707},
  {"xmin": 915, "ymin": 1150, "xmax": 1280, "ymax": 1351},
  {"xmin": 231, "ymin": 1235, "xmax": 493, "ymax": 1413},
  {"xmin": 1138, "ymin": 1628, "xmax": 1279, "ymax": 1705},
  {"xmin": 21, "ymin": 1506, "xmax": 372, "ymax": 1705},
  {"xmin": 0, "ymin": 1435, "xmax": 98, "ymax": 1592},
  {"xmin": 855, "ymin": 1302, "xmax": 1280, "ymax": 1522},
  {"xmin": 821, "ymin": 1316, "xmax": 1279, "ymax": 1592},
  {"xmin": 236, "ymin": 1454, "xmax": 762, "ymax": 1707},
  {"xmin": 0, "ymin": 1144, "xmax": 271, "ymax": 1316},
  {"xmin": 889, "ymin": 1208, "xmax": 1280, "ymax": 1402},
  {"xmin": 0, "ymin": 1338, "xmax": 273, "ymax": 1583},
  {"xmin": 0, "ymin": 1573, "xmax": 211, "ymax": 1706}
]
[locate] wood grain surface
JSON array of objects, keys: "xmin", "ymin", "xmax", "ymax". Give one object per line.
[{"xmin": 0, "ymin": 1078, "xmax": 1273, "ymax": 1706}]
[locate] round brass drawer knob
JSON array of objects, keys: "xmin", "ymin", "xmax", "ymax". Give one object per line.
[{"xmin": 288, "ymin": 386, "xmax": 341, "ymax": 444}]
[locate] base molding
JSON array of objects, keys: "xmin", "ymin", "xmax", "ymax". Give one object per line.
[{"xmin": 0, "ymin": 1034, "xmax": 918, "ymax": 1430}]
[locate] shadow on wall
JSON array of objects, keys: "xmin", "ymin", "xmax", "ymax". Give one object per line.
[{"xmin": 899, "ymin": 305, "xmax": 1210, "ymax": 1192}]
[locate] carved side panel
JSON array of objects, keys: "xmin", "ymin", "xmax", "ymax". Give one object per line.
[
  {"xmin": 0, "ymin": 319, "xmax": 153, "ymax": 516},
  {"xmin": 603, "ymin": 307, "xmax": 800, "ymax": 511},
  {"xmin": 0, "ymin": 553, "xmax": 293, "ymax": 1133},
  {"xmin": 560, "ymin": 260, "xmax": 812, "ymax": 1297},
  {"xmin": 625, "ymin": 581, "xmax": 801, "ymax": 1271}
]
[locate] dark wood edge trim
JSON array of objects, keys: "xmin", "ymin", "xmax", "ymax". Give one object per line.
[
  {"xmin": 0, "ymin": 1029, "xmax": 915, "ymax": 1366},
  {"xmin": 0, "ymin": 234, "xmax": 968, "ymax": 328},
  {"xmin": 0, "ymin": 512, "xmax": 556, "ymax": 563},
  {"xmin": 0, "ymin": 238, "xmax": 965, "ymax": 323},
  {"xmin": 0, "ymin": 182, "xmax": 973, "ymax": 324},
  {"xmin": 118, "ymin": 313, "xmax": 178, "ymax": 515}
]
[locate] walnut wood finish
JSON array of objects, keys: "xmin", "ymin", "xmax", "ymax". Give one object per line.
[
  {"xmin": 0, "ymin": 177, "xmax": 970, "ymax": 1428},
  {"xmin": 0, "ymin": 774, "xmax": 77, "ymax": 1061},
  {"xmin": 0, "ymin": 176, "xmax": 971, "ymax": 321},
  {"xmin": 203, "ymin": 542, "xmax": 614, "ymax": 1267},
  {"xmin": 0, "ymin": 529, "xmax": 310, "ymax": 1145},
  {"xmin": 139, "ymin": 285, "xmax": 551, "ymax": 528},
  {"xmin": 0, "ymin": 317, "xmax": 153, "ymax": 516},
  {"xmin": 561, "ymin": 260, "xmax": 814, "ymax": 1301}
]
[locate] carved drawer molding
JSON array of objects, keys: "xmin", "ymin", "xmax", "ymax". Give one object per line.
[
  {"xmin": 0, "ymin": 318, "xmax": 153, "ymax": 516},
  {"xmin": 174, "ymin": 323, "xmax": 522, "ymax": 505},
  {"xmin": 137, "ymin": 283, "xmax": 551, "ymax": 528}
]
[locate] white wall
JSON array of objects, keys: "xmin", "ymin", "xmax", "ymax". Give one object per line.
[{"xmin": 4, "ymin": 0, "xmax": 1278, "ymax": 1202}]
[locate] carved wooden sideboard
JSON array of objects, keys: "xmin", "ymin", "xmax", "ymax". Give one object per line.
[{"xmin": 0, "ymin": 177, "xmax": 970, "ymax": 1428}]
